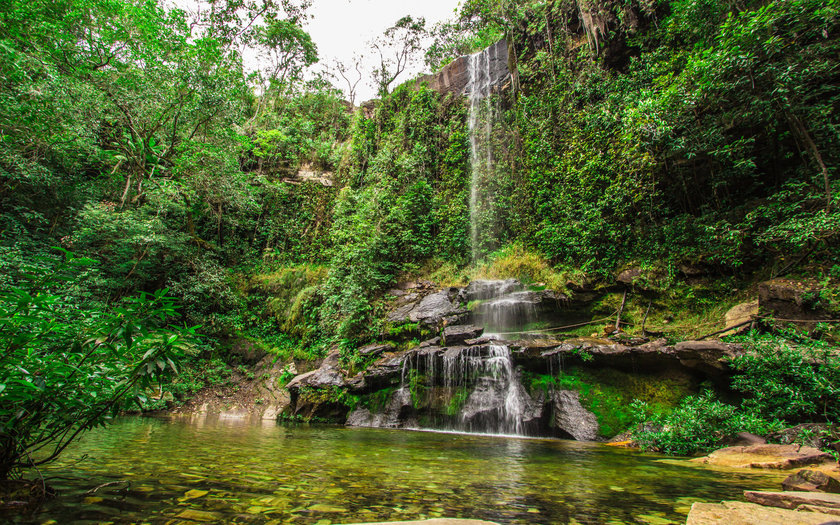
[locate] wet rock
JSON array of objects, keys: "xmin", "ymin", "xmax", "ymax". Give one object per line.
[
  {"xmin": 459, "ymin": 378, "xmax": 543, "ymax": 434},
  {"xmin": 782, "ymin": 470, "xmax": 840, "ymax": 493},
  {"xmin": 410, "ymin": 291, "xmax": 464, "ymax": 324},
  {"xmin": 461, "ymin": 279, "xmax": 522, "ymax": 301},
  {"xmin": 346, "ymin": 388, "xmax": 414, "ymax": 429},
  {"xmin": 686, "ymin": 500, "xmax": 839, "ymax": 525},
  {"xmin": 551, "ymin": 390, "xmax": 599, "ymax": 441},
  {"xmin": 416, "ymin": 38, "xmax": 510, "ymax": 97},
  {"xmin": 743, "ymin": 490, "xmax": 840, "ymax": 511},
  {"xmin": 443, "ymin": 325, "xmax": 483, "ymax": 346},
  {"xmin": 692, "ymin": 444, "xmax": 834, "ymax": 469},
  {"xmin": 465, "ymin": 336, "xmax": 491, "ymax": 346}
]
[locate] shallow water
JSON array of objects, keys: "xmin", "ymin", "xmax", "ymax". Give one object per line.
[{"xmin": 23, "ymin": 416, "xmax": 783, "ymax": 524}]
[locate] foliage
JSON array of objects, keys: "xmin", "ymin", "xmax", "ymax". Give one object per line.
[
  {"xmin": 530, "ymin": 367, "xmax": 696, "ymax": 438},
  {"xmin": 370, "ymin": 16, "xmax": 428, "ymax": 96},
  {"xmin": 0, "ymin": 251, "xmax": 196, "ymax": 479},
  {"xmin": 630, "ymin": 391, "xmax": 783, "ymax": 456},
  {"xmin": 729, "ymin": 331, "xmax": 840, "ymax": 423}
]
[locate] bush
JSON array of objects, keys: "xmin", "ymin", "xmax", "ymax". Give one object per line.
[
  {"xmin": 729, "ymin": 332, "xmax": 840, "ymax": 423},
  {"xmin": 0, "ymin": 251, "xmax": 196, "ymax": 479},
  {"xmin": 630, "ymin": 391, "xmax": 782, "ymax": 455}
]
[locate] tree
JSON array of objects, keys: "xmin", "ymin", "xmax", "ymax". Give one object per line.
[
  {"xmin": 256, "ymin": 19, "xmax": 318, "ymax": 92},
  {"xmin": 370, "ymin": 16, "xmax": 427, "ymax": 97},
  {"xmin": 330, "ymin": 56, "xmax": 365, "ymax": 107},
  {"xmin": 0, "ymin": 251, "xmax": 196, "ymax": 480}
]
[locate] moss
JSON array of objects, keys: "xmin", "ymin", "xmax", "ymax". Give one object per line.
[{"xmin": 530, "ymin": 366, "xmax": 698, "ymax": 438}]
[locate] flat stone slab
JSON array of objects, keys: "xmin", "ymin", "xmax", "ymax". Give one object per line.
[
  {"xmin": 743, "ymin": 490, "xmax": 840, "ymax": 511},
  {"xmin": 686, "ymin": 500, "xmax": 839, "ymax": 524},
  {"xmin": 691, "ymin": 444, "xmax": 833, "ymax": 469},
  {"xmin": 346, "ymin": 518, "xmax": 498, "ymax": 525}
]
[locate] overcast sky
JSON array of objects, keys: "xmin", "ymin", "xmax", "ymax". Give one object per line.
[
  {"xmin": 306, "ymin": 0, "xmax": 461, "ymax": 101},
  {"xmin": 172, "ymin": 0, "xmax": 463, "ymax": 101}
]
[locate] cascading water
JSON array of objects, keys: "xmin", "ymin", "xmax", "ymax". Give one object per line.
[
  {"xmin": 397, "ymin": 343, "xmax": 533, "ymax": 436},
  {"xmin": 467, "ymin": 43, "xmax": 504, "ymax": 262}
]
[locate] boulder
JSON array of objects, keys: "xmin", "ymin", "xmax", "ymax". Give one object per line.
[
  {"xmin": 358, "ymin": 343, "xmax": 395, "ymax": 358},
  {"xmin": 769, "ymin": 423, "xmax": 839, "ymax": 450},
  {"xmin": 758, "ymin": 278, "xmax": 834, "ymax": 329},
  {"xmin": 346, "ymin": 388, "xmax": 414, "ymax": 429},
  {"xmin": 285, "ymin": 351, "xmax": 346, "ymax": 391},
  {"xmin": 551, "ymin": 390, "xmax": 599, "ymax": 441},
  {"xmin": 743, "ymin": 490, "xmax": 840, "ymax": 512},
  {"xmin": 442, "ymin": 325, "xmax": 483, "ymax": 346},
  {"xmin": 686, "ymin": 500, "xmax": 839, "ymax": 525},
  {"xmin": 722, "ymin": 301, "xmax": 758, "ymax": 335},
  {"xmin": 782, "ymin": 470, "xmax": 840, "ymax": 493},
  {"xmin": 616, "ymin": 267, "xmax": 642, "ymax": 285},
  {"xmin": 692, "ymin": 444, "xmax": 834, "ymax": 469},
  {"xmin": 410, "ymin": 290, "xmax": 464, "ymax": 324}
]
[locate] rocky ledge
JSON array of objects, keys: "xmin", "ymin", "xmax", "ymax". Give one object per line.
[{"xmin": 685, "ymin": 443, "xmax": 840, "ymax": 524}]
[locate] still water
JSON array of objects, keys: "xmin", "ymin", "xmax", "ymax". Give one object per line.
[{"xmin": 26, "ymin": 416, "xmax": 783, "ymax": 524}]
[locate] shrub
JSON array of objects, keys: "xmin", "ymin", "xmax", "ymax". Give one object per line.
[
  {"xmin": 729, "ymin": 332, "xmax": 840, "ymax": 423},
  {"xmin": 630, "ymin": 391, "xmax": 782, "ymax": 456}
]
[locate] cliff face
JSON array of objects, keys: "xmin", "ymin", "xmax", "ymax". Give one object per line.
[{"xmin": 416, "ymin": 39, "xmax": 513, "ymax": 97}]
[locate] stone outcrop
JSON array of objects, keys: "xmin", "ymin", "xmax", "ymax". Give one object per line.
[
  {"xmin": 758, "ymin": 278, "xmax": 835, "ymax": 329},
  {"xmin": 416, "ymin": 39, "xmax": 511, "ymax": 97},
  {"xmin": 442, "ymin": 325, "xmax": 483, "ymax": 346},
  {"xmin": 387, "ymin": 288, "xmax": 466, "ymax": 326},
  {"xmin": 691, "ymin": 444, "xmax": 834, "ymax": 469},
  {"xmin": 685, "ymin": 500, "xmax": 839, "ymax": 525},
  {"xmin": 513, "ymin": 337, "xmax": 743, "ymax": 377},
  {"xmin": 782, "ymin": 469, "xmax": 840, "ymax": 493}
]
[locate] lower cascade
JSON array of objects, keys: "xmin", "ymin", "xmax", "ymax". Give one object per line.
[
  {"xmin": 401, "ymin": 343, "xmax": 533, "ymax": 435},
  {"xmin": 340, "ymin": 279, "xmax": 601, "ymax": 439}
]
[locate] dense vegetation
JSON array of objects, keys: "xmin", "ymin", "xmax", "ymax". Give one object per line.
[{"xmin": 1, "ymin": 0, "xmax": 838, "ymax": 477}]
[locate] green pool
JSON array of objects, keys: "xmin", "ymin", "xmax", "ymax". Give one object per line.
[{"xmin": 24, "ymin": 416, "xmax": 784, "ymax": 524}]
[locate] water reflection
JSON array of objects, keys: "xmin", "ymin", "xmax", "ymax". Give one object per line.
[{"xmin": 16, "ymin": 417, "xmax": 786, "ymax": 524}]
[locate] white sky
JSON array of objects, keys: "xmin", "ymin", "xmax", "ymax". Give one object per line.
[
  {"xmin": 171, "ymin": 0, "xmax": 463, "ymax": 102},
  {"xmin": 305, "ymin": 0, "xmax": 462, "ymax": 101}
]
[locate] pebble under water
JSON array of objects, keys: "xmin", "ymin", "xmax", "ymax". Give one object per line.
[{"xmin": 23, "ymin": 416, "xmax": 785, "ymax": 524}]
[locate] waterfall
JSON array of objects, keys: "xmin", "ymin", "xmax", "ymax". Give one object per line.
[
  {"xmin": 467, "ymin": 44, "xmax": 501, "ymax": 262},
  {"xmin": 398, "ymin": 343, "xmax": 531, "ymax": 436}
]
